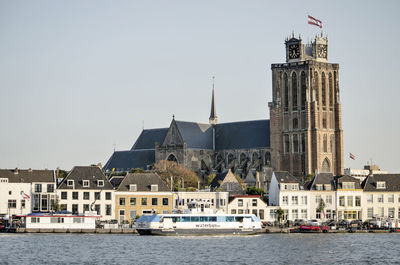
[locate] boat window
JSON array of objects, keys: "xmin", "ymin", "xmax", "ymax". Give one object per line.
[
  {"xmin": 209, "ymin": 217, "xmax": 217, "ymax": 222},
  {"xmin": 190, "ymin": 216, "xmax": 200, "ymax": 222},
  {"xmin": 199, "ymin": 216, "xmax": 208, "ymax": 222},
  {"xmin": 182, "ymin": 216, "xmax": 191, "ymax": 222},
  {"xmin": 172, "ymin": 217, "xmax": 181, "ymax": 223},
  {"xmin": 235, "ymin": 216, "xmax": 244, "ymax": 222},
  {"xmin": 226, "ymin": 216, "xmax": 235, "ymax": 222}
]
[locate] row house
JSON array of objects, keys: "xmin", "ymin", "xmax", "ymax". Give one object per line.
[
  {"xmin": 173, "ymin": 191, "xmax": 229, "ymax": 213},
  {"xmin": 57, "ymin": 166, "xmax": 115, "ymax": 220},
  {"xmin": 335, "ymin": 175, "xmax": 363, "ymax": 220},
  {"xmin": 227, "ymin": 195, "xmax": 269, "ymax": 221},
  {"xmin": 115, "ymin": 173, "xmax": 173, "ymax": 223},
  {"xmin": 0, "ymin": 169, "xmax": 56, "ymax": 217},
  {"xmin": 307, "ymin": 173, "xmax": 337, "ymax": 220}
]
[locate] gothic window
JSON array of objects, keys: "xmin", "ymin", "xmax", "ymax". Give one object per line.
[
  {"xmin": 334, "ymin": 71, "xmax": 337, "ymax": 104},
  {"xmin": 322, "ymin": 118, "xmax": 327, "ymax": 129},
  {"xmin": 284, "ymin": 135, "xmax": 290, "ymax": 153},
  {"xmin": 216, "ymin": 154, "xmax": 223, "ymax": 164},
  {"xmin": 227, "ymin": 153, "xmax": 235, "ymax": 165},
  {"xmin": 293, "ymin": 118, "xmax": 298, "ymax": 129},
  {"xmin": 301, "ymin": 71, "xmax": 306, "ymax": 110},
  {"xmin": 313, "ymin": 72, "xmax": 319, "ymax": 103},
  {"xmin": 301, "ymin": 134, "xmax": 306, "ymax": 153},
  {"xmin": 321, "ymin": 158, "xmax": 331, "ymax": 173},
  {"xmin": 252, "ymin": 152, "xmax": 259, "ymax": 163},
  {"xmin": 265, "ymin": 151, "xmax": 271, "ymax": 166},
  {"xmin": 323, "ymin": 134, "xmax": 328, "ymax": 153},
  {"xmin": 329, "ymin": 72, "xmax": 333, "ymax": 107},
  {"xmin": 167, "ymin": 154, "xmax": 177, "ymax": 162},
  {"xmin": 284, "ymin": 73, "xmax": 289, "ymax": 111},
  {"xmin": 293, "ymin": 134, "xmax": 299, "ymax": 153},
  {"xmin": 292, "ymin": 72, "xmax": 298, "ymax": 110},
  {"xmin": 330, "ymin": 135, "xmax": 335, "ymax": 153},
  {"xmin": 321, "ymin": 72, "xmax": 326, "ymax": 108}
]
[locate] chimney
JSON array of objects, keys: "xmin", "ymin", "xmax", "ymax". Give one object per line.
[
  {"xmin": 14, "ymin": 168, "xmax": 18, "ymax": 174},
  {"xmin": 28, "ymin": 168, "xmax": 32, "ymax": 172}
]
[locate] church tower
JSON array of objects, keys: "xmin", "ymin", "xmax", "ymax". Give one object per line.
[{"xmin": 269, "ymin": 32, "xmax": 344, "ymax": 176}]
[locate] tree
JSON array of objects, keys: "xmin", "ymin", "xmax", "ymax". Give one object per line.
[
  {"xmin": 205, "ymin": 174, "xmax": 216, "ymax": 187},
  {"xmin": 303, "ymin": 173, "xmax": 314, "ymax": 183},
  {"xmin": 276, "ymin": 208, "xmax": 285, "ymax": 223},
  {"xmin": 129, "ymin": 168, "xmax": 146, "ymax": 174},
  {"xmin": 51, "ymin": 197, "xmax": 61, "ymax": 212},
  {"xmin": 317, "ymin": 199, "xmax": 326, "ymax": 219},
  {"xmin": 152, "ymin": 160, "xmax": 199, "ymax": 191},
  {"xmin": 246, "ymin": 186, "xmax": 265, "ymax": 196}
]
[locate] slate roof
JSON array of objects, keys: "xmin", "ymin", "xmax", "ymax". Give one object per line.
[
  {"xmin": 308, "ymin": 173, "xmax": 336, "ymax": 190},
  {"xmin": 131, "ymin": 128, "xmax": 168, "ymax": 150},
  {"xmin": 109, "ymin": 176, "xmax": 125, "ymax": 189},
  {"xmin": 0, "ymin": 169, "xmax": 54, "ymax": 183},
  {"xmin": 175, "ymin": 121, "xmax": 213, "ymax": 149},
  {"xmin": 363, "ymin": 174, "xmax": 400, "ymax": 192},
  {"xmin": 103, "ymin": 150, "xmax": 155, "ymax": 172},
  {"xmin": 58, "ymin": 166, "xmax": 114, "ymax": 190},
  {"xmin": 215, "ymin": 120, "xmax": 270, "ymax": 150},
  {"xmin": 336, "ymin": 175, "xmax": 362, "ymax": 189},
  {"xmin": 209, "ymin": 171, "xmax": 229, "ymax": 189},
  {"xmin": 274, "ymin": 171, "xmax": 301, "ymax": 184},
  {"xmin": 117, "ymin": 173, "xmax": 170, "ymax": 192}
]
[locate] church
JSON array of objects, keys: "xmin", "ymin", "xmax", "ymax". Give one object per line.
[{"xmin": 104, "ymin": 32, "xmax": 344, "ymax": 178}]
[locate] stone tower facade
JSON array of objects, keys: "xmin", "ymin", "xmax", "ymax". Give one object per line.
[{"xmin": 269, "ymin": 32, "xmax": 344, "ymax": 176}]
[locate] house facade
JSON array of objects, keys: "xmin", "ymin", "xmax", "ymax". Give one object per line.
[
  {"xmin": 173, "ymin": 191, "xmax": 229, "ymax": 213},
  {"xmin": 335, "ymin": 175, "xmax": 363, "ymax": 220},
  {"xmin": 307, "ymin": 173, "xmax": 337, "ymax": 220},
  {"xmin": 228, "ymin": 195, "xmax": 269, "ymax": 221}
]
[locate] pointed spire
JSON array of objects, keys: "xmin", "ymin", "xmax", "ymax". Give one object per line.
[{"xmin": 209, "ymin": 76, "xmax": 218, "ymax": 125}]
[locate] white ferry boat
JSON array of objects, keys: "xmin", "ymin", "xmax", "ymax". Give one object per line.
[{"xmin": 136, "ymin": 202, "xmax": 262, "ymax": 235}]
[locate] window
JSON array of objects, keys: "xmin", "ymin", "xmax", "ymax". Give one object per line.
[
  {"xmin": 83, "ymin": 204, "xmax": 90, "ymax": 212},
  {"xmin": 367, "ymin": 194, "xmax": 373, "ymax": 203},
  {"xmin": 378, "ymin": 194, "xmax": 384, "ymax": 203},
  {"xmin": 324, "ymin": 184, "xmax": 331, "ymax": 191},
  {"xmin": 293, "ymin": 134, "xmax": 298, "ymax": 153},
  {"xmin": 72, "ymin": 204, "xmax": 78, "ymax": 214},
  {"xmin": 301, "ymin": 209, "xmax": 307, "ymax": 219},
  {"xmin": 95, "ymin": 204, "xmax": 100, "ymax": 215},
  {"xmin": 72, "ymin": 192, "xmax": 78, "ymax": 200},
  {"xmin": 259, "ymin": 209, "xmax": 264, "ymax": 220},
  {"xmin": 8, "ymin": 200, "xmax": 16, "ymax": 208},
  {"xmin": 316, "ymin": 210, "xmax": 321, "ymax": 219},
  {"xmin": 252, "ymin": 199, "xmax": 257, "ymax": 207},
  {"xmin": 61, "ymin": 192, "xmax": 67, "ymax": 200},
  {"xmin": 376, "ymin": 181, "xmax": 386, "ymax": 189},
  {"xmin": 355, "ymin": 196, "xmax": 361, "ymax": 207},
  {"xmin": 97, "ymin": 180, "xmax": 104, "ymax": 187},
  {"xmin": 130, "ymin": 184, "xmax": 137, "ymax": 192},
  {"xmin": 238, "ymin": 199, "xmax": 243, "ymax": 207},
  {"xmin": 95, "ymin": 192, "xmax": 100, "ymax": 200},
  {"xmin": 231, "ymin": 209, "xmax": 237, "ymax": 214},
  {"xmin": 301, "ymin": 71, "xmax": 306, "ymax": 109},
  {"xmin": 270, "ymin": 209, "xmax": 277, "ymax": 220},
  {"xmin": 326, "ymin": 210, "xmax": 332, "ymax": 219},
  {"xmin": 33, "ymin": 194, "xmax": 40, "ymax": 211},
  {"xmin": 284, "ymin": 73, "xmax": 289, "ymax": 111},
  {"xmin": 252, "ymin": 209, "xmax": 258, "ymax": 216},
  {"xmin": 119, "ymin": 210, "xmax": 125, "ymax": 219},
  {"xmin": 35, "ymin": 184, "xmax": 42, "ymax": 193},
  {"xmin": 388, "ymin": 194, "xmax": 394, "ymax": 203},
  {"xmin": 152, "ymin": 198, "xmax": 158, "ymax": 206},
  {"xmin": 284, "ymin": 135, "xmax": 290, "ymax": 153},
  {"xmin": 31, "ymin": 217, "xmax": 40, "ymax": 223},
  {"xmin": 82, "ymin": 180, "xmax": 90, "ymax": 187},
  {"xmin": 316, "ymin": 184, "xmax": 323, "ymax": 191},
  {"xmin": 47, "ymin": 184, "xmax": 54, "ymax": 193},
  {"xmin": 106, "ymin": 205, "xmax": 112, "ymax": 216},
  {"xmin": 151, "ymin": 185, "xmax": 158, "ymax": 192},
  {"xmin": 292, "ymin": 209, "xmax": 298, "ymax": 219},
  {"xmin": 141, "ymin": 198, "xmax": 147, "ymax": 206},
  {"xmin": 83, "ymin": 192, "xmax": 90, "ymax": 200},
  {"xmin": 67, "ymin": 180, "xmax": 74, "ymax": 187},
  {"xmin": 41, "ymin": 194, "xmax": 48, "ymax": 211},
  {"xmin": 130, "ymin": 210, "xmax": 137, "ymax": 220},
  {"xmin": 293, "ymin": 118, "xmax": 298, "ymax": 129},
  {"xmin": 21, "ymin": 199, "xmax": 26, "ymax": 208},
  {"xmin": 292, "ymin": 72, "xmax": 298, "ymax": 110},
  {"xmin": 342, "ymin": 182, "xmax": 355, "ymax": 189},
  {"xmin": 339, "ymin": 196, "xmax": 345, "ymax": 207},
  {"xmin": 51, "ymin": 217, "xmax": 64, "ymax": 223},
  {"xmin": 379, "ymin": 207, "xmax": 384, "ymax": 217},
  {"xmin": 315, "ymin": 195, "xmax": 321, "ymax": 204},
  {"xmin": 238, "ymin": 209, "xmax": 244, "ymax": 214},
  {"xmin": 119, "ymin": 198, "xmax": 126, "ymax": 206},
  {"xmin": 389, "ymin": 208, "xmax": 395, "ymax": 218},
  {"xmin": 105, "ymin": 192, "xmax": 111, "ymax": 200},
  {"xmin": 282, "ymin": 196, "xmax": 288, "ymax": 205},
  {"xmin": 347, "ymin": 196, "xmax": 353, "ymax": 207},
  {"xmin": 162, "ymin": 198, "xmax": 169, "ymax": 206},
  {"xmin": 130, "ymin": 197, "xmax": 136, "ymax": 206},
  {"xmin": 227, "ymin": 183, "xmax": 233, "ymax": 192},
  {"xmin": 292, "ymin": 196, "xmax": 298, "ymax": 205},
  {"xmin": 326, "ymin": 195, "xmax": 332, "ymax": 204},
  {"xmin": 367, "ymin": 208, "xmax": 374, "ymax": 218},
  {"xmin": 301, "ymin": 196, "xmax": 307, "ymax": 205},
  {"xmin": 73, "ymin": 217, "xmax": 83, "ymax": 223},
  {"xmin": 9, "ymin": 191, "xmax": 11, "ymax": 195}
]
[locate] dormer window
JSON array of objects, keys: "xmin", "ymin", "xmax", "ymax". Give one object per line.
[
  {"xmin": 377, "ymin": 181, "xmax": 386, "ymax": 189},
  {"xmin": 316, "ymin": 184, "xmax": 323, "ymax": 191},
  {"xmin": 97, "ymin": 180, "xmax": 104, "ymax": 187},
  {"xmin": 324, "ymin": 184, "xmax": 331, "ymax": 190},
  {"xmin": 130, "ymin": 184, "xmax": 137, "ymax": 192},
  {"xmin": 67, "ymin": 180, "xmax": 74, "ymax": 187},
  {"xmin": 291, "ymin": 184, "xmax": 299, "ymax": 190},
  {"xmin": 82, "ymin": 180, "xmax": 90, "ymax": 187},
  {"xmin": 342, "ymin": 182, "xmax": 355, "ymax": 189},
  {"xmin": 151, "ymin": 184, "xmax": 158, "ymax": 192}
]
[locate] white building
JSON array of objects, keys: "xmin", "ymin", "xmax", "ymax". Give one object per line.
[
  {"xmin": 362, "ymin": 174, "xmax": 400, "ymax": 222},
  {"xmin": 57, "ymin": 166, "xmax": 115, "ymax": 221},
  {"xmin": 228, "ymin": 195, "xmax": 269, "ymax": 221},
  {"xmin": 269, "ymin": 172, "xmax": 309, "ymax": 221},
  {"xmin": 0, "ymin": 169, "xmax": 56, "ymax": 217},
  {"xmin": 307, "ymin": 173, "xmax": 337, "ymax": 221},
  {"xmin": 173, "ymin": 191, "xmax": 229, "ymax": 213}
]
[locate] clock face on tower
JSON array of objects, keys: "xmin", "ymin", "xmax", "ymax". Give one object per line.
[
  {"xmin": 288, "ymin": 44, "xmax": 300, "ymax": 59},
  {"xmin": 317, "ymin": 44, "xmax": 327, "ymax": 58}
]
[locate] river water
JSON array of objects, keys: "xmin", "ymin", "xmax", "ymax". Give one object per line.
[{"xmin": 0, "ymin": 233, "xmax": 399, "ymax": 264}]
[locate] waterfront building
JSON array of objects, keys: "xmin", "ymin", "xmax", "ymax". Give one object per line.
[
  {"xmin": 362, "ymin": 174, "xmax": 400, "ymax": 221},
  {"xmin": 268, "ymin": 171, "xmax": 310, "ymax": 221},
  {"xmin": 307, "ymin": 173, "xmax": 337, "ymax": 221},
  {"xmin": 115, "ymin": 172, "xmax": 172, "ymax": 223},
  {"xmin": 335, "ymin": 175, "xmax": 363, "ymax": 220},
  {"xmin": 228, "ymin": 195, "xmax": 268, "ymax": 221},
  {"xmin": 209, "ymin": 169, "xmax": 245, "ymax": 195},
  {"xmin": 173, "ymin": 191, "xmax": 229, "ymax": 213},
  {"xmin": 57, "ymin": 166, "xmax": 115, "ymax": 221},
  {"xmin": 0, "ymin": 168, "xmax": 55, "ymax": 217},
  {"xmin": 344, "ymin": 164, "xmax": 388, "ymax": 184}
]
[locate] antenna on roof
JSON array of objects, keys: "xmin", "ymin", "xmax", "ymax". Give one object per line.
[{"xmin": 113, "ymin": 143, "xmax": 116, "ymax": 152}]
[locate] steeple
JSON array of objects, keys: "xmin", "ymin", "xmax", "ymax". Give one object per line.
[{"xmin": 209, "ymin": 76, "xmax": 218, "ymax": 125}]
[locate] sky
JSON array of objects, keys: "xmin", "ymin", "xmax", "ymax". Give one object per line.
[{"xmin": 0, "ymin": 0, "xmax": 399, "ymax": 172}]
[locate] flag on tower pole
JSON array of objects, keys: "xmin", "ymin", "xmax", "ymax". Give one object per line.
[
  {"xmin": 308, "ymin": 15, "xmax": 323, "ymax": 28},
  {"xmin": 349, "ymin": 153, "xmax": 356, "ymax": 160}
]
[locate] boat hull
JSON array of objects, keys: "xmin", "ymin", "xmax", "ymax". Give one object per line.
[{"xmin": 137, "ymin": 228, "xmax": 261, "ymax": 236}]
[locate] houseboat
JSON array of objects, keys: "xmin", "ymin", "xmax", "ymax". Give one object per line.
[{"xmin": 136, "ymin": 201, "xmax": 262, "ymax": 235}]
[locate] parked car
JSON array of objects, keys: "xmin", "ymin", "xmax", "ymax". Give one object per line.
[
  {"xmin": 337, "ymin": 219, "xmax": 349, "ymax": 228},
  {"xmin": 294, "ymin": 219, "xmax": 306, "ymax": 226},
  {"xmin": 308, "ymin": 219, "xmax": 320, "ymax": 226},
  {"xmin": 350, "ymin": 220, "xmax": 362, "ymax": 229}
]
